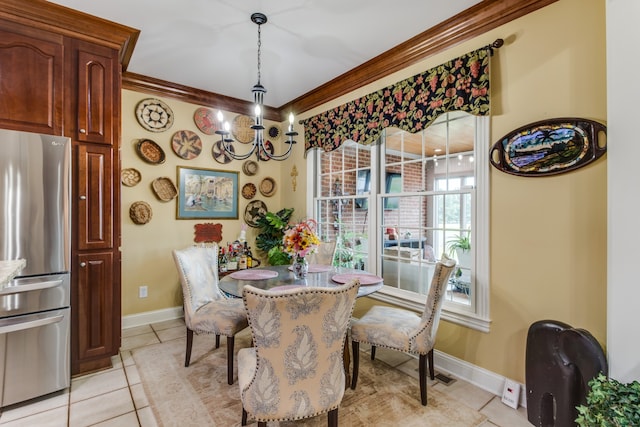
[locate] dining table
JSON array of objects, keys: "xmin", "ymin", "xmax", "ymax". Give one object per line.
[{"xmin": 218, "ymin": 264, "xmax": 384, "ymax": 387}]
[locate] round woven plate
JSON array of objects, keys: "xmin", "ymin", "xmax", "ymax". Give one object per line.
[
  {"xmin": 130, "ymin": 201, "xmax": 152, "ymax": 225},
  {"xmin": 244, "ymin": 200, "xmax": 268, "ymax": 228},
  {"xmin": 212, "ymin": 140, "xmax": 234, "ymax": 164},
  {"xmin": 258, "ymin": 140, "xmax": 274, "ymax": 161},
  {"xmin": 121, "ymin": 168, "xmax": 141, "ymax": 187},
  {"xmin": 242, "ymin": 160, "xmax": 258, "ymax": 176},
  {"xmin": 151, "ymin": 177, "xmax": 178, "ymax": 202},
  {"xmin": 136, "ymin": 139, "xmax": 166, "ymax": 164},
  {"xmin": 171, "ymin": 130, "xmax": 202, "ymax": 160},
  {"xmin": 242, "ymin": 183, "xmax": 257, "ymax": 200},
  {"xmin": 193, "ymin": 107, "xmax": 218, "ymax": 135},
  {"xmin": 135, "ymin": 98, "xmax": 174, "ymax": 132},
  {"xmin": 259, "ymin": 177, "xmax": 276, "ymax": 197},
  {"xmin": 232, "ymin": 115, "xmax": 255, "ymax": 143},
  {"xmin": 268, "ymin": 125, "xmax": 281, "ymax": 139}
]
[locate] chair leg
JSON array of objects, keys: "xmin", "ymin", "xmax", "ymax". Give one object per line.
[
  {"xmin": 328, "ymin": 408, "xmax": 339, "ymax": 427},
  {"xmin": 351, "ymin": 341, "xmax": 360, "ymax": 390},
  {"xmin": 428, "ymin": 348, "xmax": 435, "ymax": 380},
  {"xmin": 419, "ymin": 353, "xmax": 428, "ymax": 406},
  {"xmin": 241, "ymin": 408, "xmax": 247, "ymax": 426},
  {"xmin": 257, "ymin": 422, "xmax": 267, "ymax": 427},
  {"xmin": 185, "ymin": 328, "xmax": 194, "ymax": 367},
  {"xmin": 215, "ymin": 334, "xmax": 220, "ymax": 349},
  {"xmin": 227, "ymin": 336, "xmax": 235, "ymax": 385},
  {"xmin": 371, "ymin": 345, "xmax": 376, "ymax": 361}
]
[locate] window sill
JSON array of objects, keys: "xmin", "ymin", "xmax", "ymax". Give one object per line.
[{"xmin": 368, "ymin": 288, "xmax": 491, "ymax": 333}]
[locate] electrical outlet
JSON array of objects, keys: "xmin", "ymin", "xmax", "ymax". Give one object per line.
[
  {"xmin": 501, "ymin": 379, "xmax": 520, "ymax": 409},
  {"xmin": 139, "ymin": 285, "xmax": 148, "ymax": 298}
]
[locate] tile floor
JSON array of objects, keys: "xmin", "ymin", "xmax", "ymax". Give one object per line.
[{"xmin": 0, "ymin": 318, "xmax": 533, "ymax": 426}]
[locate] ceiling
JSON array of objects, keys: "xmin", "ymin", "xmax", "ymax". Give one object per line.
[{"xmin": 48, "ymin": 0, "xmax": 482, "ymax": 109}]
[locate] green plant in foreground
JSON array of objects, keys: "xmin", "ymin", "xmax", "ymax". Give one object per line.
[
  {"xmin": 254, "ymin": 208, "xmax": 294, "ymax": 265},
  {"xmin": 575, "ymin": 373, "xmax": 640, "ymax": 427}
]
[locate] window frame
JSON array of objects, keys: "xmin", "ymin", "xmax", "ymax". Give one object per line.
[{"xmin": 306, "ymin": 116, "xmax": 491, "ymax": 332}]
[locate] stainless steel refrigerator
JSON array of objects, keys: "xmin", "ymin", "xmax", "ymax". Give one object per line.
[{"xmin": 0, "ymin": 128, "xmax": 71, "ymax": 407}]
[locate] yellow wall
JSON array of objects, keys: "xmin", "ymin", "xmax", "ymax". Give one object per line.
[
  {"xmin": 121, "ymin": 0, "xmax": 606, "ymax": 383},
  {"xmin": 120, "ymin": 91, "xmax": 300, "ymax": 316}
]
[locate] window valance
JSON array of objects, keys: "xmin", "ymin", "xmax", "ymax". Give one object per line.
[{"xmin": 302, "ymin": 45, "xmax": 496, "ymax": 153}]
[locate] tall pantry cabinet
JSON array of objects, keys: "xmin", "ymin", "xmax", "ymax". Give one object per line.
[{"xmin": 0, "ymin": 0, "xmax": 139, "ymax": 375}]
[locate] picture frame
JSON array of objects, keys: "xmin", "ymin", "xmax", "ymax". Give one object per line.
[{"xmin": 176, "ymin": 166, "xmax": 238, "ymax": 219}]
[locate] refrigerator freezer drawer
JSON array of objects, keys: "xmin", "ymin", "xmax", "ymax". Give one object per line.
[
  {"xmin": 0, "ymin": 308, "xmax": 70, "ymax": 407},
  {"xmin": 0, "ymin": 274, "xmax": 70, "ymax": 318}
]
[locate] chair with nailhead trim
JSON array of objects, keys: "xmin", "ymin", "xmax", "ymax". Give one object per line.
[{"xmin": 350, "ymin": 254, "xmax": 456, "ymax": 406}]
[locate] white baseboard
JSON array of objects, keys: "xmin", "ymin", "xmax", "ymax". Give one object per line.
[
  {"xmin": 122, "ymin": 306, "xmax": 184, "ymax": 329},
  {"xmin": 434, "ymin": 349, "xmax": 527, "ymax": 408}
]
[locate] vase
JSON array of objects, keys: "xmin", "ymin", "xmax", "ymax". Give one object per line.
[{"xmin": 292, "ymin": 256, "xmax": 309, "ymax": 280}]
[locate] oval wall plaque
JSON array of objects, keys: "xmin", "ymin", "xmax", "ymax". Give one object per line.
[{"xmin": 490, "ymin": 118, "xmax": 607, "ymax": 177}]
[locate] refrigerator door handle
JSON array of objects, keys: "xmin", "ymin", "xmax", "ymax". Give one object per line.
[
  {"xmin": 0, "ymin": 279, "xmax": 62, "ymax": 295},
  {"xmin": 0, "ymin": 314, "xmax": 64, "ymax": 334}
]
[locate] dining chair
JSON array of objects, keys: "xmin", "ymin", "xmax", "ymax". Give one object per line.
[
  {"xmin": 350, "ymin": 254, "xmax": 456, "ymax": 405},
  {"xmin": 172, "ymin": 245, "xmax": 249, "ymax": 385},
  {"xmin": 238, "ymin": 279, "xmax": 360, "ymax": 427},
  {"xmin": 307, "ymin": 240, "xmax": 337, "ymax": 266}
]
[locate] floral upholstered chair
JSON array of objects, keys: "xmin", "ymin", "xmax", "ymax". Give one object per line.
[
  {"xmin": 238, "ymin": 279, "xmax": 360, "ymax": 427},
  {"xmin": 350, "ymin": 254, "xmax": 456, "ymax": 406},
  {"xmin": 172, "ymin": 245, "xmax": 248, "ymax": 385},
  {"xmin": 307, "ymin": 240, "xmax": 337, "ymax": 266}
]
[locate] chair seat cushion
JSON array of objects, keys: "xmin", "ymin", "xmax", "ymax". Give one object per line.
[
  {"xmin": 190, "ymin": 298, "xmax": 248, "ymax": 336},
  {"xmin": 351, "ymin": 305, "xmax": 421, "ymax": 352}
]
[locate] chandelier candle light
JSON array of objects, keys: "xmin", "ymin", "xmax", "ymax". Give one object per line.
[
  {"xmin": 215, "ymin": 12, "xmax": 298, "ymax": 161},
  {"xmin": 282, "ymin": 219, "xmax": 321, "ymax": 279}
]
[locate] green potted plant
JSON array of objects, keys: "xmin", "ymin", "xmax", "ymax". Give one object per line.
[
  {"xmin": 575, "ymin": 373, "xmax": 640, "ymax": 426},
  {"xmin": 254, "ymin": 208, "xmax": 294, "ymax": 265},
  {"xmin": 446, "ymin": 233, "xmax": 471, "ymax": 268}
]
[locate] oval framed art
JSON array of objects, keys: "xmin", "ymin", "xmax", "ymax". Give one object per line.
[{"xmin": 490, "ymin": 118, "xmax": 607, "ymax": 177}]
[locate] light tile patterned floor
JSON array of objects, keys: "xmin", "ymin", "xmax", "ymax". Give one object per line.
[{"xmin": 0, "ymin": 318, "xmax": 532, "ymax": 426}]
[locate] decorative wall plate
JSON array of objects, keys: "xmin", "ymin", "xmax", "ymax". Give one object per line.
[
  {"xmin": 194, "ymin": 223, "xmax": 223, "ymax": 243},
  {"xmin": 232, "ymin": 115, "xmax": 255, "ymax": 143},
  {"xmin": 268, "ymin": 125, "xmax": 281, "ymax": 139},
  {"xmin": 121, "ymin": 168, "xmax": 141, "ymax": 187},
  {"xmin": 257, "ymin": 140, "xmax": 274, "ymax": 161},
  {"xmin": 130, "ymin": 201, "xmax": 153, "ymax": 225},
  {"xmin": 490, "ymin": 118, "xmax": 607, "ymax": 177},
  {"xmin": 136, "ymin": 139, "xmax": 166, "ymax": 164},
  {"xmin": 259, "ymin": 177, "xmax": 276, "ymax": 197},
  {"xmin": 242, "ymin": 183, "xmax": 257, "ymax": 200},
  {"xmin": 135, "ymin": 98, "xmax": 174, "ymax": 132},
  {"xmin": 212, "ymin": 140, "xmax": 234, "ymax": 164},
  {"xmin": 193, "ymin": 107, "xmax": 218, "ymax": 135},
  {"xmin": 151, "ymin": 177, "xmax": 178, "ymax": 202},
  {"xmin": 242, "ymin": 160, "xmax": 258, "ymax": 176},
  {"xmin": 244, "ymin": 200, "xmax": 268, "ymax": 228},
  {"xmin": 171, "ymin": 130, "xmax": 202, "ymax": 160}
]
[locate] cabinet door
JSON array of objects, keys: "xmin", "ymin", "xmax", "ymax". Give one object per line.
[
  {"xmin": 73, "ymin": 252, "xmax": 114, "ymax": 365},
  {"xmin": 75, "ymin": 143, "xmax": 113, "ymax": 250},
  {"xmin": 0, "ymin": 23, "xmax": 63, "ymax": 135},
  {"xmin": 71, "ymin": 39, "xmax": 117, "ymax": 144}
]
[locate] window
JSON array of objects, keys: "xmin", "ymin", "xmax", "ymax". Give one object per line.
[{"xmin": 310, "ymin": 111, "xmax": 490, "ymax": 331}]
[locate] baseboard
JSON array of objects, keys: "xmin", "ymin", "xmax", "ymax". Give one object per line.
[
  {"xmin": 434, "ymin": 349, "xmax": 527, "ymax": 408},
  {"xmin": 122, "ymin": 306, "xmax": 184, "ymax": 329}
]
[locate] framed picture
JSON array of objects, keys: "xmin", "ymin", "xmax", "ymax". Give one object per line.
[{"xmin": 176, "ymin": 166, "xmax": 239, "ymax": 219}]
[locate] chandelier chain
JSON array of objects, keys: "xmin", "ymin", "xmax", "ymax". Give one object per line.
[{"xmin": 256, "ymin": 23, "xmax": 262, "ymax": 85}]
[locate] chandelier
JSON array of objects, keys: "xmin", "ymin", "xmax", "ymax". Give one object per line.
[{"xmin": 215, "ymin": 12, "xmax": 297, "ymax": 161}]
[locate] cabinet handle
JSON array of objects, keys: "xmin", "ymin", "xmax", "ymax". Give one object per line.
[
  {"xmin": 80, "ymin": 262, "xmax": 86, "ymax": 267},
  {"xmin": 79, "ymin": 195, "xmax": 86, "ymax": 200},
  {"xmin": 79, "ymin": 128, "xmax": 86, "ymax": 134}
]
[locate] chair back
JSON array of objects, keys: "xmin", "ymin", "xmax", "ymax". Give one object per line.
[
  {"xmin": 308, "ymin": 240, "xmax": 337, "ymax": 265},
  {"xmin": 413, "ymin": 254, "xmax": 456, "ymax": 353},
  {"xmin": 172, "ymin": 245, "xmax": 225, "ymax": 321},
  {"xmin": 241, "ymin": 280, "xmax": 360, "ymax": 422}
]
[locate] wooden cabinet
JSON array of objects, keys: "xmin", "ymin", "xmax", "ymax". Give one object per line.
[
  {"xmin": 0, "ymin": 1, "xmax": 137, "ymax": 376},
  {"xmin": 0, "ymin": 21, "xmax": 63, "ymax": 135}
]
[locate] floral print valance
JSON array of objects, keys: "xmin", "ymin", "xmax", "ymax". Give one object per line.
[{"xmin": 302, "ymin": 46, "xmax": 493, "ymax": 153}]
